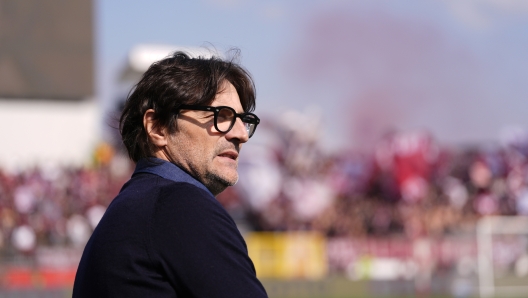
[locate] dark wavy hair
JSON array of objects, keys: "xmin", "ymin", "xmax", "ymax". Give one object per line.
[{"xmin": 119, "ymin": 50, "xmax": 256, "ymax": 162}]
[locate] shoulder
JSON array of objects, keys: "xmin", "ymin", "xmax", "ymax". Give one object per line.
[
  {"xmin": 139, "ymin": 177, "xmax": 266, "ymax": 297},
  {"xmin": 147, "ymin": 178, "xmax": 247, "ymax": 268},
  {"xmin": 117, "ymin": 172, "xmax": 227, "ymax": 219},
  {"xmin": 153, "ymin": 181, "xmax": 236, "ymax": 229}
]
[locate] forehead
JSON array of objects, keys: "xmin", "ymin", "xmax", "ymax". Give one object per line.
[{"xmin": 210, "ymin": 82, "xmax": 243, "ymax": 112}]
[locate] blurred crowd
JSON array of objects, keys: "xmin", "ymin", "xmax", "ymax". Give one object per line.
[
  {"xmin": 227, "ymin": 115, "xmax": 528, "ymax": 241},
  {"xmin": 0, "ymin": 144, "xmax": 132, "ymax": 256},
  {"xmin": 1, "ymin": 115, "xmax": 528, "ymax": 256}
]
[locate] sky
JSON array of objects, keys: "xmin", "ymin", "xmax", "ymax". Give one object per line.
[{"xmin": 95, "ymin": 0, "xmax": 528, "ymax": 152}]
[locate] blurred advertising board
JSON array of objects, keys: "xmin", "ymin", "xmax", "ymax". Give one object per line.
[{"xmin": 246, "ymin": 232, "xmax": 327, "ymax": 280}]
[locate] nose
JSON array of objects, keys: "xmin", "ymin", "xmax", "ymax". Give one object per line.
[{"xmin": 225, "ymin": 117, "xmax": 249, "ymax": 143}]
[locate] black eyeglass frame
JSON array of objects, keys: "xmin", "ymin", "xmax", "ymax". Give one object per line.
[{"xmin": 177, "ymin": 104, "xmax": 260, "ymax": 138}]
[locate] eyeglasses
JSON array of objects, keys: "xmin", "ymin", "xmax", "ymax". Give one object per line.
[{"xmin": 177, "ymin": 105, "xmax": 260, "ymax": 138}]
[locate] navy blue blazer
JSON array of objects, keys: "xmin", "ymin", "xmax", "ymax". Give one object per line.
[{"xmin": 73, "ymin": 158, "xmax": 267, "ymax": 297}]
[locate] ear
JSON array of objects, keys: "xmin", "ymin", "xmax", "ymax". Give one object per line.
[{"xmin": 143, "ymin": 109, "xmax": 168, "ymax": 148}]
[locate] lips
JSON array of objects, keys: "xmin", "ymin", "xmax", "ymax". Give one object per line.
[{"xmin": 218, "ymin": 150, "xmax": 238, "ymax": 161}]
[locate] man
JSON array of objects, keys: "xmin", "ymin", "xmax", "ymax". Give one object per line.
[{"xmin": 73, "ymin": 51, "xmax": 268, "ymax": 297}]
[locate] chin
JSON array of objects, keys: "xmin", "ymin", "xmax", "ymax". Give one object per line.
[
  {"xmin": 220, "ymin": 173, "xmax": 238, "ymax": 187},
  {"xmin": 214, "ymin": 167, "xmax": 238, "ymax": 184},
  {"xmin": 205, "ymin": 171, "xmax": 238, "ymax": 195}
]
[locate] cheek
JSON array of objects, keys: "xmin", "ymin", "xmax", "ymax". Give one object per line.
[
  {"xmin": 193, "ymin": 136, "xmax": 217, "ymax": 162},
  {"xmin": 175, "ymin": 123, "xmax": 221, "ymax": 164}
]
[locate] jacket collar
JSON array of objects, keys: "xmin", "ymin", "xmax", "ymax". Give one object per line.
[{"xmin": 133, "ymin": 157, "xmax": 213, "ymax": 196}]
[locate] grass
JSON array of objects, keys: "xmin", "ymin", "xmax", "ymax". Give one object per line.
[{"xmin": 261, "ymin": 276, "xmax": 473, "ymax": 298}]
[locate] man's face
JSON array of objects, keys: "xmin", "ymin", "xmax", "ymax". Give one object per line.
[{"xmin": 164, "ymin": 82, "xmax": 249, "ymax": 195}]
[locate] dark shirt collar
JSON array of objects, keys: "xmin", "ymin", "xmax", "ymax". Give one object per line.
[{"xmin": 133, "ymin": 157, "xmax": 213, "ymax": 196}]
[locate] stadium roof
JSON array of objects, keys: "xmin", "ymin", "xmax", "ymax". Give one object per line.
[{"xmin": 0, "ymin": 0, "xmax": 93, "ymax": 100}]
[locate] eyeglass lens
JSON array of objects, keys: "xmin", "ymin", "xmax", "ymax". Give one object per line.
[
  {"xmin": 243, "ymin": 115, "xmax": 257, "ymax": 137},
  {"xmin": 216, "ymin": 108, "xmax": 235, "ymax": 132},
  {"xmin": 216, "ymin": 107, "xmax": 257, "ymax": 137}
]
